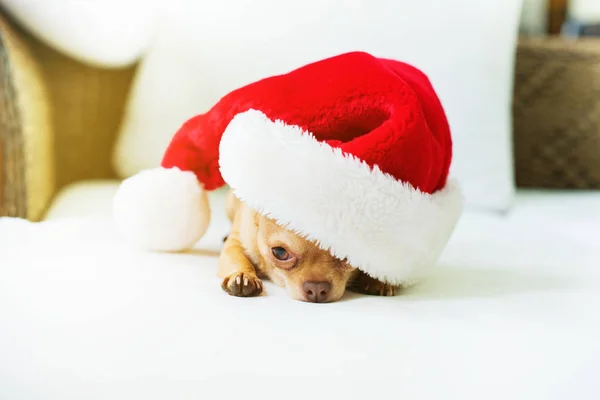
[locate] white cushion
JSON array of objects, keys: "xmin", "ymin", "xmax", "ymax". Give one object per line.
[
  {"xmin": 520, "ymin": 0, "xmax": 548, "ymax": 34},
  {"xmin": 113, "ymin": 0, "xmax": 523, "ymax": 212},
  {"xmin": 569, "ymin": 0, "xmax": 600, "ymax": 24},
  {"xmin": 1, "ymin": 0, "xmax": 160, "ymax": 67},
  {"xmin": 1, "ymin": 181, "xmax": 599, "ymax": 398}
]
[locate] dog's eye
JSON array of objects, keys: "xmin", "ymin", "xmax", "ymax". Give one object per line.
[{"xmin": 271, "ymin": 246, "xmax": 291, "ymax": 261}]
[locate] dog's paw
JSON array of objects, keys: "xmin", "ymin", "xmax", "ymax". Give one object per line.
[
  {"xmin": 221, "ymin": 272, "xmax": 263, "ymax": 297},
  {"xmin": 362, "ymin": 281, "xmax": 398, "ymax": 296},
  {"xmin": 350, "ymin": 273, "xmax": 399, "ymax": 296}
]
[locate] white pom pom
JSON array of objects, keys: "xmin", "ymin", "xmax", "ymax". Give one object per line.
[{"xmin": 113, "ymin": 167, "xmax": 210, "ymax": 252}]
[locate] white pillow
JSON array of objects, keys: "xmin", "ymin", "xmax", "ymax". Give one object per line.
[
  {"xmin": 519, "ymin": 0, "xmax": 548, "ymax": 35},
  {"xmin": 569, "ymin": 0, "xmax": 600, "ymax": 24},
  {"xmin": 113, "ymin": 0, "xmax": 523, "ymax": 211},
  {"xmin": 0, "ymin": 0, "xmax": 160, "ymax": 67}
]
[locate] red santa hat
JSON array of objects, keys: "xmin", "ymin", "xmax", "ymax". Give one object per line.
[{"xmin": 113, "ymin": 51, "xmax": 463, "ymax": 286}]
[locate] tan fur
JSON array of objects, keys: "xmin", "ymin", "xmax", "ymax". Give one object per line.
[{"xmin": 218, "ymin": 190, "xmax": 398, "ymax": 302}]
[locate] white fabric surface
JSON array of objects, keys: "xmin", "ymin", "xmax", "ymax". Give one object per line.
[
  {"xmin": 0, "ymin": 0, "xmax": 159, "ymax": 67},
  {"xmin": 519, "ymin": 0, "xmax": 548, "ymax": 35},
  {"xmin": 2, "ymin": 181, "xmax": 600, "ymax": 399},
  {"xmin": 569, "ymin": 0, "xmax": 600, "ymax": 24},
  {"xmin": 112, "ymin": 0, "xmax": 522, "ymax": 212}
]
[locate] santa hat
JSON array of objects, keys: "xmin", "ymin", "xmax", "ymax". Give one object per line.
[{"xmin": 113, "ymin": 51, "xmax": 463, "ymax": 286}]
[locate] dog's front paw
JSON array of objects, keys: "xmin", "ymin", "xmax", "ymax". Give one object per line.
[
  {"xmin": 221, "ymin": 272, "xmax": 263, "ymax": 297},
  {"xmin": 362, "ymin": 281, "xmax": 398, "ymax": 296},
  {"xmin": 350, "ymin": 273, "xmax": 399, "ymax": 296}
]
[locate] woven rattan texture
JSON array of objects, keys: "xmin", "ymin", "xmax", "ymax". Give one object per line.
[
  {"xmin": 514, "ymin": 38, "xmax": 600, "ymax": 189},
  {"xmin": 0, "ymin": 18, "xmax": 26, "ymax": 218},
  {"xmin": 25, "ymin": 34, "xmax": 136, "ymax": 189}
]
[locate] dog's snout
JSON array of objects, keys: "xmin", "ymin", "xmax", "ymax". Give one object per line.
[{"xmin": 302, "ymin": 281, "xmax": 332, "ymax": 303}]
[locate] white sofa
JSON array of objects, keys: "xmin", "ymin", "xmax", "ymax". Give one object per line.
[
  {"xmin": 1, "ymin": 181, "xmax": 600, "ymax": 399},
  {"xmin": 2, "ymin": 1, "xmax": 600, "ymax": 398}
]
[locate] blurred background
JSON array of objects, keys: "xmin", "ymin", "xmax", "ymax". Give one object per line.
[{"xmin": 0, "ymin": 0, "xmax": 599, "ymax": 221}]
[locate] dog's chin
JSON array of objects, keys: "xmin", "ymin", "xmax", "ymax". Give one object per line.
[
  {"xmin": 286, "ymin": 287, "xmax": 310, "ymax": 303},
  {"xmin": 285, "ymin": 283, "xmax": 346, "ymax": 304}
]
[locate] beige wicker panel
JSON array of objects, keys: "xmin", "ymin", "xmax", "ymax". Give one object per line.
[
  {"xmin": 21, "ymin": 29, "xmax": 136, "ymax": 190},
  {"xmin": 514, "ymin": 38, "xmax": 600, "ymax": 189},
  {"xmin": 0, "ymin": 23, "xmax": 25, "ymax": 218},
  {"xmin": 0, "ymin": 14, "xmax": 54, "ymax": 221}
]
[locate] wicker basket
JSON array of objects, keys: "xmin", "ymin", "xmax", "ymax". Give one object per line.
[{"xmin": 513, "ymin": 37, "xmax": 600, "ymax": 189}]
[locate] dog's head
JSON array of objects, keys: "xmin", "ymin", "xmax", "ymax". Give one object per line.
[{"xmin": 254, "ymin": 214, "xmax": 357, "ymax": 303}]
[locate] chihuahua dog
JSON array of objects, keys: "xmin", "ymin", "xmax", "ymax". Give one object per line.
[{"xmin": 218, "ymin": 190, "xmax": 399, "ymax": 303}]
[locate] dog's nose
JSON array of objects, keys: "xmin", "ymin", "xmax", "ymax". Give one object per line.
[{"xmin": 302, "ymin": 281, "xmax": 332, "ymax": 303}]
